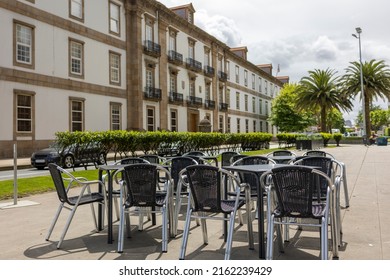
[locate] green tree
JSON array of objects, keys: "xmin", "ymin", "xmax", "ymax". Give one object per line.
[
  {"xmin": 370, "ymin": 109, "xmax": 389, "ymax": 132},
  {"xmin": 297, "ymin": 69, "xmax": 353, "ymax": 133},
  {"xmin": 269, "ymin": 83, "xmax": 315, "ymax": 132},
  {"xmin": 342, "ymin": 59, "xmax": 390, "ymax": 137},
  {"xmin": 326, "ymin": 108, "xmax": 345, "ymax": 133}
]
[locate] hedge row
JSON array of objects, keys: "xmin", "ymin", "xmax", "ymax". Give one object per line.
[{"xmin": 54, "ymin": 131, "xmax": 273, "ymax": 158}]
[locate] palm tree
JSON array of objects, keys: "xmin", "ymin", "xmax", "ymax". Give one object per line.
[
  {"xmin": 342, "ymin": 59, "xmax": 390, "ymax": 137},
  {"xmin": 297, "ymin": 68, "xmax": 353, "ymax": 132}
]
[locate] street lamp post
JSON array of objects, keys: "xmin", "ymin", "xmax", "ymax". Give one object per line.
[{"xmin": 352, "ymin": 27, "xmax": 366, "ymax": 139}]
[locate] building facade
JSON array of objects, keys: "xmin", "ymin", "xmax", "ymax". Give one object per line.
[{"xmin": 0, "ymin": 0, "xmax": 286, "ymax": 158}]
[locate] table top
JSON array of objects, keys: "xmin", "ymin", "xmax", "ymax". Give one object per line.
[
  {"xmin": 223, "ymin": 164, "xmax": 291, "ymax": 173},
  {"xmin": 267, "ymin": 155, "xmax": 296, "ymax": 160}
]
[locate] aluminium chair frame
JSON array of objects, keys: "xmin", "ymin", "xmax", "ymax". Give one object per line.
[
  {"xmin": 178, "ymin": 164, "xmax": 254, "ymax": 260},
  {"xmin": 46, "ymin": 163, "xmax": 107, "ymax": 249}
]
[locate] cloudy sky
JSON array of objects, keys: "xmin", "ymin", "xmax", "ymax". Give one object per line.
[{"xmin": 157, "ymin": 0, "xmax": 390, "ymax": 124}]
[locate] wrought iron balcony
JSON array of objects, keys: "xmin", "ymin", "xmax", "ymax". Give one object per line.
[
  {"xmin": 168, "ymin": 50, "xmax": 183, "ymax": 65},
  {"xmin": 218, "ymin": 71, "xmax": 228, "ymax": 82},
  {"xmin": 204, "ymin": 99, "xmax": 215, "ymax": 109},
  {"xmin": 187, "ymin": 95, "xmax": 203, "ymax": 107},
  {"xmin": 144, "ymin": 87, "xmax": 162, "ymax": 100},
  {"xmin": 169, "ymin": 92, "xmax": 184, "ymax": 104},
  {"xmin": 219, "ymin": 102, "xmax": 228, "ymax": 111},
  {"xmin": 143, "ymin": 40, "xmax": 161, "ymax": 57},
  {"xmin": 204, "ymin": 65, "xmax": 215, "ymax": 77},
  {"xmin": 186, "ymin": 58, "xmax": 202, "ymax": 72}
]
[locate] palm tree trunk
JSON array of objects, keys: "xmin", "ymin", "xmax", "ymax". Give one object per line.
[
  {"xmin": 321, "ymin": 108, "xmax": 327, "ymax": 133},
  {"xmin": 364, "ymin": 94, "xmax": 371, "ymax": 137}
]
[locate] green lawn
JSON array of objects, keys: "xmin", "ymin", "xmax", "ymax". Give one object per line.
[{"xmin": 0, "ymin": 169, "xmax": 99, "ymax": 200}]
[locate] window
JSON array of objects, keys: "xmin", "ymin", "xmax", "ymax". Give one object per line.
[
  {"xmin": 244, "ymin": 70, "xmax": 248, "ymax": 86},
  {"xmin": 169, "ymin": 30, "xmax": 177, "ymax": 51},
  {"xmin": 15, "ymin": 91, "xmax": 35, "ymax": 133},
  {"xmin": 252, "ymin": 74, "xmax": 256, "ymax": 90},
  {"xmin": 259, "ymin": 99, "xmax": 263, "ymax": 115},
  {"xmin": 69, "ymin": 0, "xmax": 84, "ymax": 21},
  {"xmin": 258, "ymin": 77, "xmax": 262, "ymax": 92},
  {"xmin": 252, "ymin": 97, "xmax": 256, "ymax": 113},
  {"xmin": 13, "ymin": 20, "xmax": 35, "ymax": 69},
  {"xmin": 70, "ymin": 98, "xmax": 84, "ymax": 132},
  {"xmin": 236, "ymin": 92, "xmax": 240, "ymax": 109},
  {"xmin": 245, "ymin": 119, "xmax": 249, "ymax": 133},
  {"xmin": 145, "ymin": 17, "xmax": 154, "ymax": 42},
  {"xmin": 219, "ymin": 115, "xmax": 224, "ymax": 133},
  {"xmin": 146, "ymin": 66, "xmax": 154, "ymax": 89},
  {"xmin": 265, "ymin": 122, "xmax": 269, "ymax": 133},
  {"xmin": 109, "ymin": 1, "xmax": 120, "ymax": 35},
  {"xmin": 69, "ymin": 39, "xmax": 84, "ymax": 78},
  {"xmin": 226, "ymin": 89, "xmax": 230, "ymax": 108},
  {"xmin": 244, "ymin": 95, "xmax": 248, "ymax": 111},
  {"xmin": 147, "ymin": 107, "xmax": 155, "ymax": 131},
  {"xmin": 204, "ymin": 49, "xmax": 210, "ymax": 67},
  {"xmin": 205, "ymin": 83, "xmax": 211, "ymax": 100},
  {"xmin": 235, "ymin": 65, "xmax": 239, "ymax": 83},
  {"xmin": 265, "ymin": 80, "xmax": 268, "ymax": 94},
  {"xmin": 188, "ymin": 39, "xmax": 195, "ymax": 59},
  {"xmin": 237, "ymin": 118, "xmax": 241, "ymax": 133},
  {"xmin": 169, "ymin": 74, "xmax": 177, "ymax": 93},
  {"xmin": 189, "ymin": 80, "xmax": 195, "ymax": 97},
  {"xmin": 265, "ymin": 101, "xmax": 269, "ymax": 116},
  {"xmin": 260, "ymin": 121, "xmax": 263, "ymax": 132},
  {"xmin": 110, "ymin": 102, "xmax": 121, "ymax": 130},
  {"xmin": 253, "ymin": 120, "xmax": 256, "ymax": 132},
  {"xmin": 170, "ymin": 109, "xmax": 178, "ymax": 132},
  {"xmin": 226, "ymin": 61, "xmax": 230, "ymax": 80},
  {"xmin": 109, "ymin": 51, "xmax": 121, "ymax": 85}
]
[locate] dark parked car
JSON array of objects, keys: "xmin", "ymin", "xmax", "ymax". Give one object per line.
[{"xmin": 31, "ymin": 142, "xmax": 106, "ymax": 170}]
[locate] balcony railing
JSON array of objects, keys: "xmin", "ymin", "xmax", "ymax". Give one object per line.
[
  {"xmin": 204, "ymin": 65, "xmax": 215, "ymax": 77},
  {"xmin": 169, "ymin": 92, "xmax": 184, "ymax": 104},
  {"xmin": 204, "ymin": 99, "xmax": 215, "ymax": 109},
  {"xmin": 144, "ymin": 87, "xmax": 162, "ymax": 100},
  {"xmin": 218, "ymin": 71, "xmax": 228, "ymax": 82},
  {"xmin": 143, "ymin": 40, "xmax": 161, "ymax": 57},
  {"xmin": 187, "ymin": 95, "xmax": 203, "ymax": 107},
  {"xmin": 168, "ymin": 50, "xmax": 183, "ymax": 65},
  {"xmin": 219, "ymin": 102, "xmax": 228, "ymax": 111},
  {"xmin": 186, "ymin": 58, "xmax": 202, "ymax": 72}
]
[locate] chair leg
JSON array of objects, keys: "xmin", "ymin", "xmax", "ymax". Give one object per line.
[
  {"xmin": 45, "ymin": 203, "xmax": 64, "ymax": 241},
  {"xmin": 224, "ymin": 213, "xmax": 236, "ymax": 260},
  {"xmin": 341, "ymin": 163, "xmax": 349, "ymax": 208},
  {"xmin": 266, "ymin": 215, "xmax": 275, "ymax": 260},
  {"xmin": 162, "ymin": 206, "xmax": 168, "ymax": 253},
  {"xmin": 57, "ymin": 206, "xmax": 78, "ymax": 249},
  {"xmin": 179, "ymin": 209, "xmax": 193, "ymax": 260},
  {"xmin": 201, "ymin": 215, "xmax": 208, "ymax": 245},
  {"xmin": 117, "ymin": 206, "xmax": 126, "ymax": 253},
  {"xmin": 321, "ymin": 217, "xmax": 328, "ymax": 260}
]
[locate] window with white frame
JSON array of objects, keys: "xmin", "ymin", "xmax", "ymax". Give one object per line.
[
  {"xmin": 235, "ymin": 65, "xmax": 239, "ymax": 83},
  {"xmin": 70, "ymin": 98, "xmax": 84, "ymax": 132},
  {"xmin": 145, "ymin": 17, "xmax": 154, "ymax": 42},
  {"xmin": 146, "ymin": 67, "xmax": 154, "ymax": 89},
  {"xmin": 170, "ymin": 109, "xmax": 177, "ymax": 132},
  {"xmin": 265, "ymin": 80, "xmax": 268, "ymax": 94},
  {"xmin": 252, "ymin": 74, "xmax": 256, "ymax": 90},
  {"xmin": 253, "ymin": 120, "xmax": 256, "ymax": 132},
  {"xmin": 69, "ymin": 0, "xmax": 83, "ymax": 21},
  {"xmin": 237, "ymin": 118, "xmax": 241, "ymax": 133},
  {"xmin": 15, "ymin": 91, "xmax": 34, "ymax": 133},
  {"xmin": 169, "ymin": 74, "xmax": 177, "ymax": 93},
  {"xmin": 109, "ymin": 51, "xmax": 121, "ymax": 85},
  {"xmin": 147, "ymin": 106, "xmax": 155, "ymax": 131},
  {"xmin": 226, "ymin": 88, "xmax": 230, "ymax": 108},
  {"xmin": 189, "ymin": 80, "xmax": 195, "ymax": 97},
  {"xmin": 244, "ymin": 94, "xmax": 248, "ymax": 111},
  {"xmin": 205, "ymin": 83, "xmax": 211, "ymax": 101},
  {"xmin": 265, "ymin": 101, "xmax": 269, "ymax": 116},
  {"xmin": 226, "ymin": 61, "xmax": 230, "ymax": 80},
  {"xmin": 169, "ymin": 30, "xmax": 177, "ymax": 51},
  {"xmin": 244, "ymin": 70, "xmax": 248, "ymax": 86},
  {"xmin": 219, "ymin": 115, "xmax": 224, "ymax": 132},
  {"xmin": 258, "ymin": 77, "xmax": 262, "ymax": 92},
  {"xmin": 188, "ymin": 39, "xmax": 195, "ymax": 59},
  {"xmin": 109, "ymin": 1, "xmax": 120, "ymax": 35},
  {"xmin": 245, "ymin": 119, "xmax": 249, "ymax": 133},
  {"xmin": 14, "ymin": 20, "xmax": 34, "ymax": 69},
  {"xmin": 252, "ymin": 97, "xmax": 256, "ymax": 113},
  {"xmin": 69, "ymin": 39, "xmax": 84, "ymax": 78},
  {"xmin": 110, "ymin": 102, "xmax": 121, "ymax": 130},
  {"xmin": 227, "ymin": 117, "xmax": 231, "ymax": 133},
  {"xmin": 259, "ymin": 99, "xmax": 263, "ymax": 115},
  {"xmin": 236, "ymin": 92, "xmax": 240, "ymax": 109},
  {"xmin": 260, "ymin": 121, "xmax": 263, "ymax": 132}
]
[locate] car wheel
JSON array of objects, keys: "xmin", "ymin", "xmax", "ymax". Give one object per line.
[
  {"xmin": 62, "ymin": 155, "xmax": 74, "ymax": 168},
  {"xmin": 37, "ymin": 166, "xmax": 45, "ymax": 170},
  {"xmin": 97, "ymin": 153, "xmax": 106, "ymax": 165}
]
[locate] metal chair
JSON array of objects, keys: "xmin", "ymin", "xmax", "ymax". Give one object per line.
[
  {"xmin": 139, "ymin": 154, "xmax": 165, "ymax": 164},
  {"xmin": 161, "ymin": 156, "xmax": 199, "ymax": 236},
  {"xmin": 178, "ymin": 165, "xmax": 254, "ymax": 260},
  {"xmin": 220, "ymin": 151, "xmax": 240, "ymax": 167},
  {"xmin": 303, "ymin": 150, "xmax": 335, "ymax": 159},
  {"xmin": 292, "ymin": 156, "xmax": 343, "ymax": 249},
  {"xmin": 267, "ymin": 150, "xmax": 297, "ymax": 157},
  {"xmin": 260, "ymin": 165, "xmax": 335, "ymax": 260},
  {"xmin": 46, "ymin": 163, "xmax": 107, "ymax": 249},
  {"xmin": 229, "ymin": 154, "xmax": 248, "ymax": 165},
  {"xmin": 115, "ymin": 163, "xmax": 173, "ymax": 253}
]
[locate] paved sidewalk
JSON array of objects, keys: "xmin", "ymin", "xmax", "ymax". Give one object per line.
[{"xmin": 1, "ymin": 144, "xmax": 389, "ymax": 260}]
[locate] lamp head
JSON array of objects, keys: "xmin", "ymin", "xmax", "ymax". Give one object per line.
[
  {"xmin": 355, "ymin": 27, "xmax": 362, "ymax": 34},
  {"xmin": 352, "ymin": 34, "xmax": 358, "ymax": 39}
]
